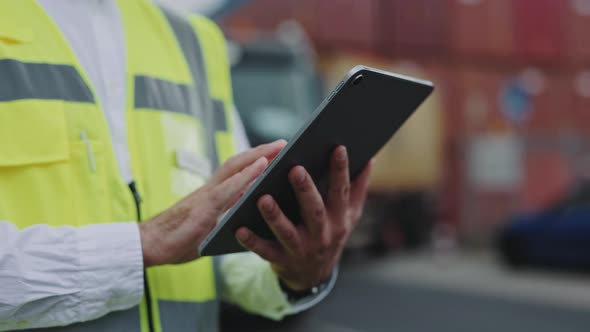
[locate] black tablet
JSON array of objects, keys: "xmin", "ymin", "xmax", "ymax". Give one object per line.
[{"xmin": 199, "ymin": 65, "xmax": 434, "ymax": 256}]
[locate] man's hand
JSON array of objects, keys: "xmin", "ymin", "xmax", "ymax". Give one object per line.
[
  {"xmin": 139, "ymin": 140, "xmax": 287, "ymax": 267},
  {"xmin": 236, "ymin": 146, "xmax": 372, "ymax": 291}
]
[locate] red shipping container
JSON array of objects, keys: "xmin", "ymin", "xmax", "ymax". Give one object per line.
[
  {"xmin": 442, "ymin": 68, "xmax": 516, "ymax": 235},
  {"xmin": 571, "ymin": 70, "xmax": 590, "ymax": 135},
  {"xmin": 313, "ymin": 0, "xmax": 379, "ymax": 51},
  {"xmin": 513, "ymin": 0, "xmax": 567, "ymax": 64},
  {"xmin": 517, "ymin": 72, "xmax": 574, "ymax": 136},
  {"xmin": 441, "ymin": 142, "xmax": 464, "ymax": 228},
  {"xmin": 378, "ymin": 0, "xmax": 450, "ymax": 56},
  {"xmin": 461, "ymin": 191, "xmax": 518, "ymax": 229},
  {"xmin": 221, "ymin": 0, "xmax": 297, "ymax": 30},
  {"xmin": 455, "ymin": 69, "xmax": 512, "ymax": 137},
  {"xmin": 520, "ymin": 148, "xmax": 573, "ymax": 211},
  {"xmin": 291, "ymin": 0, "xmax": 319, "ymax": 37},
  {"xmin": 450, "ymin": 0, "xmax": 514, "ymax": 59},
  {"xmin": 564, "ymin": 0, "xmax": 590, "ymax": 64}
]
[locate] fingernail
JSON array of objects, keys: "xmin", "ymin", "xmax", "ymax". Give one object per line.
[
  {"xmin": 255, "ymin": 157, "xmax": 267, "ymax": 167},
  {"xmin": 294, "ymin": 167, "xmax": 306, "ymax": 184},
  {"xmin": 338, "ymin": 146, "xmax": 347, "ymax": 161},
  {"xmin": 237, "ymin": 228, "xmax": 250, "ymax": 242},
  {"xmin": 262, "ymin": 196, "xmax": 273, "ymax": 213}
]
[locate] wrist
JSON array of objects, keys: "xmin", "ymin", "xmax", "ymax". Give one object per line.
[
  {"xmin": 139, "ymin": 221, "xmax": 162, "ymax": 267},
  {"xmin": 278, "ymin": 274, "xmax": 332, "ymax": 302},
  {"xmin": 279, "ymin": 278, "xmax": 319, "ymax": 301}
]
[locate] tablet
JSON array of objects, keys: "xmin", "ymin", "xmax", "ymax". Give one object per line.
[{"xmin": 199, "ymin": 65, "xmax": 434, "ymax": 256}]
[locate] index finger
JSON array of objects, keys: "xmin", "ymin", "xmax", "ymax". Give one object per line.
[
  {"xmin": 210, "ymin": 139, "xmax": 286, "ymax": 186},
  {"xmin": 209, "ymin": 156, "xmax": 268, "ymax": 212}
]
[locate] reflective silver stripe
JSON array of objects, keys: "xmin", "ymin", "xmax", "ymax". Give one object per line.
[
  {"xmin": 159, "ymin": 6, "xmax": 219, "ymax": 169},
  {"xmin": 212, "ymin": 256, "xmax": 224, "ymax": 300},
  {"xmin": 134, "ymin": 75, "xmax": 193, "ymax": 115},
  {"xmin": 158, "ymin": 300, "xmax": 219, "ymax": 332},
  {"xmin": 21, "ymin": 306, "xmax": 141, "ymax": 332},
  {"xmin": 211, "ymin": 99, "xmax": 227, "ymax": 132},
  {"xmin": 0, "ymin": 59, "xmax": 94, "ymax": 103}
]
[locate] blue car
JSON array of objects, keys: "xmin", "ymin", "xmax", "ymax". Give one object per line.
[{"xmin": 499, "ymin": 201, "xmax": 590, "ymax": 270}]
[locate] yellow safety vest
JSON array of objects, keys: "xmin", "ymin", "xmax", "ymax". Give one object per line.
[{"xmin": 0, "ymin": 0, "xmax": 236, "ymax": 331}]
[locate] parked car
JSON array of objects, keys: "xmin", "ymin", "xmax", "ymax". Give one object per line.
[{"xmin": 498, "ymin": 180, "xmax": 590, "ymax": 271}]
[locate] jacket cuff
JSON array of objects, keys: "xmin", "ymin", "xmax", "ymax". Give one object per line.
[
  {"xmin": 76, "ymin": 222, "xmax": 144, "ymax": 320},
  {"xmin": 280, "ymin": 266, "xmax": 338, "ymax": 315}
]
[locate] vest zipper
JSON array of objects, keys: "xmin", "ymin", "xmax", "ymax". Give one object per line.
[{"xmin": 128, "ymin": 182, "xmax": 155, "ymax": 332}]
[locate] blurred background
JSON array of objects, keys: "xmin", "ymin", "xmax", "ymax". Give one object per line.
[{"xmin": 175, "ymin": 0, "xmax": 590, "ymax": 331}]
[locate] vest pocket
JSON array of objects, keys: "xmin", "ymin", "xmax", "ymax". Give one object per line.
[
  {"xmin": 0, "ymin": 100, "xmax": 68, "ymax": 166},
  {"xmin": 0, "ymin": 100, "xmax": 73, "ymax": 227}
]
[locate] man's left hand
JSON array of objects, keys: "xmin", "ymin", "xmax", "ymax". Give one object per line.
[{"xmin": 236, "ymin": 146, "xmax": 372, "ymax": 291}]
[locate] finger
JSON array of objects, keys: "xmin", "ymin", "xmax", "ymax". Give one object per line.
[
  {"xmin": 258, "ymin": 195, "xmax": 301, "ymax": 254},
  {"xmin": 289, "ymin": 166, "xmax": 326, "ymax": 236},
  {"xmin": 236, "ymin": 227, "xmax": 284, "ymax": 263},
  {"xmin": 349, "ymin": 159, "xmax": 373, "ymax": 222},
  {"xmin": 209, "ymin": 157, "xmax": 268, "ymax": 212},
  {"xmin": 210, "ymin": 139, "xmax": 287, "ymax": 186},
  {"xmin": 326, "ymin": 146, "xmax": 350, "ymax": 219},
  {"xmin": 225, "ymin": 177, "xmax": 257, "ymax": 210}
]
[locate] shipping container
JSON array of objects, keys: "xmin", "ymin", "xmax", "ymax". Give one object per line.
[
  {"xmin": 461, "ymin": 133, "xmax": 523, "ymax": 243},
  {"xmin": 450, "ymin": 0, "xmax": 514, "ymax": 59},
  {"xmin": 378, "ymin": 0, "xmax": 450, "ymax": 57},
  {"xmin": 517, "ymin": 71, "xmax": 574, "ymax": 135},
  {"xmin": 520, "ymin": 146, "xmax": 574, "ymax": 212},
  {"xmin": 221, "ymin": 0, "xmax": 296, "ymax": 31},
  {"xmin": 571, "ymin": 70, "xmax": 590, "ymax": 135},
  {"xmin": 513, "ymin": 0, "xmax": 567, "ymax": 64},
  {"xmin": 454, "ymin": 69, "xmax": 512, "ymax": 137},
  {"xmin": 565, "ymin": 0, "xmax": 590, "ymax": 64},
  {"xmin": 438, "ymin": 67, "xmax": 515, "ymax": 236},
  {"xmin": 313, "ymin": 0, "xmax": 379, "ymax": 51},
  {"xmin": 460, "ymin": 190, "xmax": 519, "ymax": 244}
]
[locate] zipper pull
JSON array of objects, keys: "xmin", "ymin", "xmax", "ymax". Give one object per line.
[{"xmin": 81, "ymin": 131, "xmax": 96, "ymax": 172}]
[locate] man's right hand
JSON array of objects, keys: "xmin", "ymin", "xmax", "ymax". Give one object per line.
[{"xmin": 139, "ymin": 140, "xmax": 287, "ymax": 267}]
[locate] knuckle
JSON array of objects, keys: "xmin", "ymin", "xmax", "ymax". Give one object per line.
[
  {"xmin": 207, "ymin": 191, "xmax": 224, "ymax": 211},
  {"xmin": 312, "ymin": 207, "xmax": 325, "ymax": 221},
  {"xmin": 318, "ymin": 235, "xmax": 331, "ymax": 253},
  {"xmin": 225, "ymin": 155, "xmax": 240, "ymax": 170},
  {"xmin": 353, "ymin": 210, "xmax": 363, "ymax": 223},
  {"xmin": 202, "ymin": 218, "xmax": 217, "ymax": 231},
  {"xmin": 333, "ymin": 226, "xmax": 347, "ymax": 240},
  {"xmin": 284, "ymin": 235, "xmax": 298, "ymax": 249},
  {"xmin": 198, "ymin": 206, "xmax": 218, "ymax": 224},
  {"xmin": 341, "ymin": 184, "xmax": 350, "ymax": 199},
  {"xmin": 227, "ymin": 153, "xmax": 238, "ymax": 164},
  {"xmin": 294, "ymin": 245, "xmax": 306, "ymax": 257},
  {"xmin": 331, "ymin": 184, "xmax": 350, "ymax": 200},
  {"xmin": 282, "ymin": 227, "xmax": 295, "ymax": 240}
]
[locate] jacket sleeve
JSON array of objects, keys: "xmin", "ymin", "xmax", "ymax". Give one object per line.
[
  {"xmin": 0, "ymin": 221, "xmax": 144, "ymax": 331},
  {"xmin": 218, "ymin": 252, "xmax": 337, "ymax": 320}
]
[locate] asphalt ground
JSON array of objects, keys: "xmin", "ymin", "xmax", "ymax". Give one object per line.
[{"xmin": 221, "ymin": 252, "xmax": 590, "ymax": 332}]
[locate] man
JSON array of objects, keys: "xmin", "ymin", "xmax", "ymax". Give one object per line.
[{"xmin": 0, "ymin": 0, "xmax": 372, "ymax": 331}]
